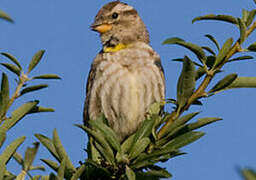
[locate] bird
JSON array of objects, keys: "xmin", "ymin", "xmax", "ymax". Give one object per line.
[{"xmin": 83, "ymin": 1, "xmax": 165, "ymax": 142}]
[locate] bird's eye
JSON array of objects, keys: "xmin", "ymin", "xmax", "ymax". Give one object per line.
[{"xmin": 112, "ymin": 12, "xmax": 119, "ymax": 19}]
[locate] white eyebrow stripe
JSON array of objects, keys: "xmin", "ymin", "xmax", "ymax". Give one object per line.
[{"xmin": 112, "ymin": 3, "xmax": 134, "ymax": 12}]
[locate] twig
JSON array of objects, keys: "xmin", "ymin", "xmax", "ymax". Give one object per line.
[
  {"xmin": 158, "ymin": 20, "xmax": 256, "ymax": 139},
  {"xmin": 0, "ymin": 72, "xmax": 29, "ymax": 122}
]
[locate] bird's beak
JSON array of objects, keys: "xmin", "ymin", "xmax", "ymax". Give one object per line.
[{"xmin": 91, "ymin": 23, "xmax": 113, "ymax": 34}]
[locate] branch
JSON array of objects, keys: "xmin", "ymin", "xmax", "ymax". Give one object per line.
[
  {"xmin": 0, "ymin": 73, "xmax": 29, "ymax": 123},
  {"xmin": 158, "ymin": 20, "xmax": 256, "ymax": 139}
]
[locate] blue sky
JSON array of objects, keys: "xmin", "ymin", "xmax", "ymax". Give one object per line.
[{"xmin": 1, "ymin": 0, "xmax": 256, "ymax": 179}]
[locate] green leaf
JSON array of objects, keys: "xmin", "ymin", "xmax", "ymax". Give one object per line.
[
  {"xmin": 32, "ymin": 74, "xmax": 61, "ymax": 80},
  {"xmin": 141, "ymin": 167, "xmax": 172, "ymax": 178},
  {"xmin": 0, "ymin": 131, "xmax": 6, "ymax": 148},
  {"xmin": 228, "ymin": 77, "xmax": 256, "ymax": 88},
  {"xmin": 214, "ymin": 38, "xmax": 233, "ymax": 68},
  {"xmin": 151, "ymin": 115, "xmax": 162, "ymax": 140},
  {"xmin": 241, "ymin": 168, "xmax": 256, "ymax": 180},
  {"xmin": 13, "ymin": 152, "xmax": 23, "ymax": 165},
  {"xmin": 246, "ymin": 9, "xmax": 256, "ymax": 27},
  {"xmin": 0, "ymin": 163, "xmax": 6, "ymax": 180},
  {"xmin": 177, "ymin": 56, "xmax": 196, "ymax": 110},
  {"xmin": 248, "ymin": 42, "xmax": 256, "ymax": 51},
  {"xmin": 172, "ymin": 58, "xmax": 203, "ymax": 67},
  {"xmin": 52, "ymin": 129, "xmax": 76, "ymax": 172},
  {"xmin": 158, "ymin": 112, "xmax": 200, "ymax": 141},
  {"xmin": 228, "ymin": 55, "xmax": 253, "ymax": 63},
  {"xmin": 27, "ymin": 50, "xmax": 45, "ymax": 73},
  {"xmin": 10, "ymin": 101, "xmax": 38, "ymax": 127},
  {"xmin": 238, "ymin": 18, "xmax": 247, "ymax": 44},
  {"xmin": 242, "ymin": 9, "xmax": 249, "ymax": 24},
  {"xmin": 1, "ymin": 52, "xmax": 22, "ymax": 69},
  {"xmin": 20, "ymin": 84, "xmax": 48, "ymax": 96},
  {"xmin": 166, "ymin": 98, "xmax": 177, "ymax": 105},
  {"xmin": 41, "ymin": 174, "xmax": 55, "ymax": 180},
  {"xmin": 126, "ymin": 166, "xmax": 136, "ymax": 180},
  {"xmin": 209, "ymin": 73, "xmax": 238, "ymax": 93},
  {"xmin": 135, "ymin": 118, "xmax": 155, "ymax": 140},
  {"xmin": 169, "ymin": 112, "xmax": 200, "ymax": 137},
  {"xmin": 0, "ymin": 9, "xmax": 13, "ymax": 23},
  {"xmin": 94, "ymin": 141, "xmax": 115, "ymax": 165},
  {"xmin": 0, "ymin": 73, "xmax": 9, "ymax": 118},
  {"xmin": 3, "ymin": 170, "xmax": 16, "ymax": 180},
  {"xmin": 88, "ymin": 137, "xmax": 101, "ymax": 163},
  {"xmin": 131, "ymin": 159, "xmax": 156, "ymax": 170},
  {"xmin": 31, "ymin": 175, "xmax": 41, "ymax": 180},
  {"xmin": 132, "ymin": 150, "xmax": 184, "ymax": 169},
  {"xmin": 206, "ymin": 56, "xmax": 216, "ymax": 69},
  {"xmin": 202, "ymin": 46, "xmax": 216, "ymax": 55},
  {"xmin": 129, "ymin": 118, "xmax": 155, "ymax": 154},
  {"xmin": 162, "ymin": 37, "xmax": 184, "ymax": 44},
  {"xmin": 185, "ymin": 117, "xmax": 222, "ymax": 131},
  {"xmin": 0, "ymin": 63, "xmax": 21, "ymax": 76},
  {"xmin": 121, "ymin": 134, "xmax": 135, "ymax": 154},
  {"xmin": 0, "ymin": 136, "xmax": 25, "ymax": 164},
  {"xmin": 28, "ymin": 106, "xmax": 55, "ymax": 114},
  {"xmin": 50, "ymin": 173, "xmax": 58, "ymax": 180},
  {"xmin": 89, "ymin": 119, "xmax": 121, "ymax": 152},
  {"xmin": 41, "ymin": 159, "xmax": 59, "ymax": 172},
  {"xmin": 116, "ymin": 151, "xmax": 129, "ymax": 164},
  {"xmin": 85, "ymin": 159, "xmax": 112, "ymax": 177},
  {"xmin": 49, "ymin": 173, "xmax": 58, "ymax": 180},
  {"xmin": 0, "ymin": 101, "xmax": 38, "ymax": 132},
  {"xmin": 192, "ymin": 14, "xmax": 238, "ymax": 25},
  {"xmin": 163, "ymin": 38, "xmax": 207, "ymax": 63},
  {"xmin": 29, "ymin": 165, "xmax": 45, "ymax": 171},
  {"xmin": 76, "ymin": 124, "xmax": 114, "ymax": 164},
  {"xmin": 129, "ymin": 137, "xmax": 150, "ymax": 160},
  {"xmin": 192, "ymin": 99, "xmax": 203, "ymax": 105},
  {"xmin": 162, "ymin": 131, "xmax": 204, "ymax": 150},
  {"xmin": 57, "ymin": 157, "xmax": 66, "ymax": 180},
  {"xmin": 148, "ymin": 102, "xmax": 163, "ymax": 115},
  {"xmin": 205, "ymin": 34, "xmax": 220, "ymax": 50},
  {"xmin": 70, "ymin": 164, "xmax": 86, "ymax": 180},
  {"xmin": 23, "ymin": 142, "xmax": 40, "ymax": 171},
  {"xmin": 17, "ymin": 172, "xmax": 26, "ymax": 180},
  {"xmin": 195, "ymin": 67, "xmax": 206, "ymax": 80},
  {"xmin": 35, "ymin": 134, "xmax": 60, "ymax": 161}
]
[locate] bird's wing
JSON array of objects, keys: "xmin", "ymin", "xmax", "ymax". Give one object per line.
[
  {"xmin": 152, "ymin": 51, "xmax": 166, "ymax": 116},
  {"xmin": 153, "ymin": 51, "xmax": 165, "ymax": 89},
  {"xmin": 83, "ymin": 53, "xmax": 103, "ymax": 125}
]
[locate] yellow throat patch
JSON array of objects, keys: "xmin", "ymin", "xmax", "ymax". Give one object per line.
[{"xmin": 103, "ymin": 43, "xmax": 127, "ymax": 53}]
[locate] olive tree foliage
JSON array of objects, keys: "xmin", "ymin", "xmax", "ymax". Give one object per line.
[{"xmin": 1, "ymin": 2, "xmax": 256, "ymax": 180}]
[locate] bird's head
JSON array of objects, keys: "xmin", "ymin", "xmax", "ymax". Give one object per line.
[{"xmin": 91, "ymin": 1, "xmax": 149, "ymax": 51}]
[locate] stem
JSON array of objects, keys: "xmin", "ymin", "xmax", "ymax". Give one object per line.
[
  {"xmin": 0, "ymin": 72, "xmax": 29, "ymax": 123},
  {"xmin": 158, "ymin": 20, "xmax": 256, "ymax": 139},
  {"xmin": 16, "ymin": 170, "xmax": 26, "ymax": 180}
]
